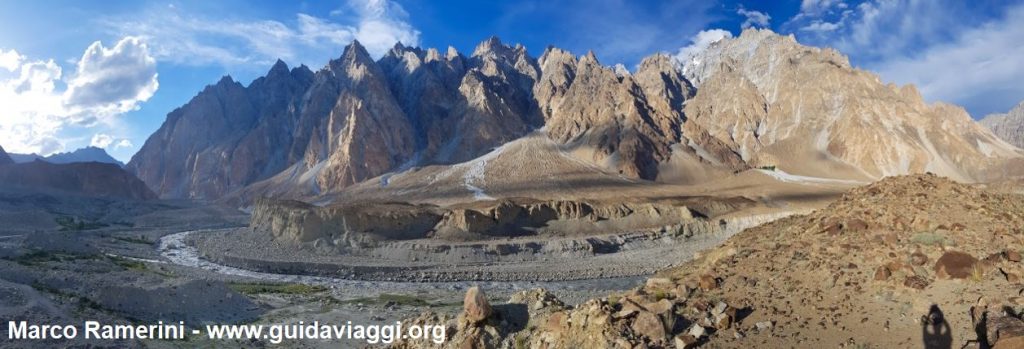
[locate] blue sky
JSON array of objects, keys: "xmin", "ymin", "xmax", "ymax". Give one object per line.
[{"xmin": 1, "ymin": 0, "xmax": 1022, "ymax": 162}]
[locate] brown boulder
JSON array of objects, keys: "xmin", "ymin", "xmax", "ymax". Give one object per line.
[
  {"xmin": 632, "ymin": 310, "xmax": 667, "ymax": 341},
  {"xmin": 463, "ymin": 286, "xmax": 493, "ymax": 324},
  {"xmin": 934, "ymin": 251, "xmax": 979, "ymax": 279},
  {"xmin": 674, "ymin": 334, "xmax": 699, "ymax": 348},
  {"xmin": 904, "ymin": 275, "xmax": 930, "ymax": 290},
  {"xmin": 1008, "ymin": 250, "xmax": 1023, "ymax": 263}
]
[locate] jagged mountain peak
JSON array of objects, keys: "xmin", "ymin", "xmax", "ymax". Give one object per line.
[
  {"xmin": 446, "ymin": 46, "xmax": 460, "ymax": 60},
  {"xmin": 129, "ymin": 32, "xmax": 1024, "ymax": 201},
  {"xmin": 269, "ymin": 59, "xmax": 289, "ymax": 75},
  {"xmin": 579, "ymin": 50, "xmax": 599, "ymax": 64},
  {"xmin": 472, "ymin": 36, "xmax": 506, "ymax": 56}
]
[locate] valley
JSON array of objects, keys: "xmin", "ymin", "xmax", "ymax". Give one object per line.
[{"xmin": 2, "ymin": 24, "xmax": 1024, "ymax": 349}]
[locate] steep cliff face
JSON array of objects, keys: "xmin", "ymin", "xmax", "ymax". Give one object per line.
[
  {"xmin": 681, "ymin": 29, "xmax": 1022, "ymax": 182},
  {"xmin": 981, "ymin": 101, "xmax": 1024, "ymax": 149},
  {"xmin": 126, "ymin": 60, "xmax": 313, "ymax": 199},
  {"xmin": 535, "ymin": 49, "xmax": 745, "ymax": 180}
]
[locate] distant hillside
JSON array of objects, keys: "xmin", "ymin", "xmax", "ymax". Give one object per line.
[
  {"xmin": 9, "ymin": 146, "xmax": 124, "ymax": 167},
  {"xmin": 0, "ymin": 145, "xmax": 12, "ymax": 165},
  {"xmin": 0, "ymin": 160, "xmax": 155, "ymax": 200}
]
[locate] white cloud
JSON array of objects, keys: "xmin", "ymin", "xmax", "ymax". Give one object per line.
[
  {"xmin": 0, "ymin": 37, "xmax": 157, "ymax": 155},
  {"xmin": 785, "ymin": 1, "xmax": 1023, "ymax": 116},
  {"xmin": 102, "ymin": 0, "xmax": 419, "ymax": 69},
  {"xmin": 871, "ymin": 4, "xmax": 1024, "ymax": 117},
  {"xmin": 673, "ymin": 29, "xmax": 733, "ymax": 63},
  {"xmin": 114, "ymin": 139, "xmax": 133, "ymax": 149},
  {"xmin": 90, "ymin": 133, "xmax": 114, "ymax": 148},
  {"xmin": 799, "ymin": 0, "xmax": 845, "ymax": 18},
  {"xmin": 0, "ymin": 49, "xmax": 23, "ymax": 72},
  {"xmin": 801, "ymin": 20, "xmax": 842, "ymax": 32},
  {"xmin": 65, "ymin": 37, "xmax": 158, "ymax": 121},
  {"xmin": 737, "ymin": 6, "xmax": 771, "ymax": 29}
]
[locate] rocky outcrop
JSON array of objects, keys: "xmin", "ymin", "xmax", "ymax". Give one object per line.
[
  {"xmin": 250, "ymin": 198, "xmax": 443, "ymax": 246},
  {"xmin": 981, "ymin": 101, "xmax": 1024, "ymax": 149},
  {"xmin": 681, "ymin": 28, "xmax": 1023, "ymax": 182},
  {"xmin": 252, "ymin": 197, "xmax": 703, "ymax": 246},
  {"xmin": 0, "ymin": 160, "xmax": 156, "ymax": 200}
]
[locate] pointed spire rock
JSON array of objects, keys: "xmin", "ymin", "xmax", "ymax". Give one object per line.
[
  {"xmin": 472, "ymin": 36, "xmax": 506, "ymax": 57},
  {"xmin": 268, "ymin": 59, "xmax": 289, "ymax": 76},
  {"xmin": 425, "ymin": 47, "xmax": 441, "ymax": 62},
  {"xmin": 446, "ymin": 46, "xmax": 460, "ymax": 60},
  {"xmin": 579, "ymin": 50, "xmax": 599, "ymax": 65},
  {"xmin": 334, "ymin": 39, "xmax": 375, "ymax": 70}
]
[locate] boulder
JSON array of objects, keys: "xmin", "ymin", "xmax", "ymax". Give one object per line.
[
  {"xmin": 631, "ymin": 311, "xmax": 667, "ymax": 341},
  {"xmin": 934, "ymin": 251, "xmax": 979, "ymax": 279},
  {"xmin": 904, "ymin": 275, "xmax": 931, "ymax": 290},
  {"xmin": 1008, "ymin": 250, "xmax": 1023, "ymax": 263},
  {"xmin": 463, "ymin": 287, "xmax": 493, "ymax": 324}
]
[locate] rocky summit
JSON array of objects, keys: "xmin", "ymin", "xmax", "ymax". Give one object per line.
[{"xmin": 127, "ymin": 29, "xmax": 1024, "ymax": 202}]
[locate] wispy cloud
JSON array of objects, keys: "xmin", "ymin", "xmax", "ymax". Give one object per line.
[
  {"xmin": 100, "ymin": 0, "xmax": 419, "ymax": 69},
  {"xmin": 673, "ymin": 29, "xmax": 732, "ymax": 64},
  {"xmin": 0, "ymin": 37, "xmax": 157, "ymax": 155},
  {"xmin": 786, "ymin": 0, "xmax": 1024, "ymax": 117},
  {"xmin": 737, "ymin": 6, "xmax": 771, "ymax": 29}
]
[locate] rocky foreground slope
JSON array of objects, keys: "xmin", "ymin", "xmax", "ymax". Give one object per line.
[
  {"xmin": 129, "ymin": 29, "xmax": 1023, "ymax": 202},
  {"xmin": 982, "ymin": 101, "xmax": 1024, "ymax": 150},
  {"xmin": 390, "ymin": 174, "xmax": 1024, "ymax": 348}
]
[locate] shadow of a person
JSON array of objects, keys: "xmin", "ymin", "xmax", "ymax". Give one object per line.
[{"xmin": 923, "ymin": 304, "xmax": 953, "ymax": 349}]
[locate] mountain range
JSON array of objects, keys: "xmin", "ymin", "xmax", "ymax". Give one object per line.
[
  {"xmin": 124, "ymin": 28, "xmax": 1024, "ymax": 202},
  {"xmin": 9, "ymin": 146, "xmax": 124, "ymax": 167}
]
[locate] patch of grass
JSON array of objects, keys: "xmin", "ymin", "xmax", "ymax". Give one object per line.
[
  {"xmin": 29, "ymin": 282, "xmax": 105, "ymax": 313},
  {"xmin": 970, "ymin": 265, "xmax": 985, "ymax": 283},
  {"xmin": 112, "ymin": 236, "xmax": 153, "ymax": 245},
  {"xmin": 341, "ymin": 293, "xmax": 432, "ymax": 307},
  {"xmin": 55, "ymin": 216, "xmax": 108, "ymax": 232},
  {"xmin": 759, "ymin": 165, "xmax": 777, "ymax": 171},
  {"xmin": 607, "ymin": 294, "xmax": 620, "ymax": 307},
  {"xmin": 107, "ymin": 255, "xmax": 147, "ymax": 271},
  {"xmin": 653, "ymin": 290, "xmax": 668, "ymax": 301},
  {"xmin": 910, "ymin": 232, "xmax": 949, "ymax": 246},
  {"xmin": 227, "ymin": 282, "xmax": 328, "ymax": 295},
  {"xmin": 4, "ymin": 250, "xmax": 101, "ymax": 266},
  {"xmin": 515, "ymin": 334, "xmax": 528, "ymax": 349}
]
